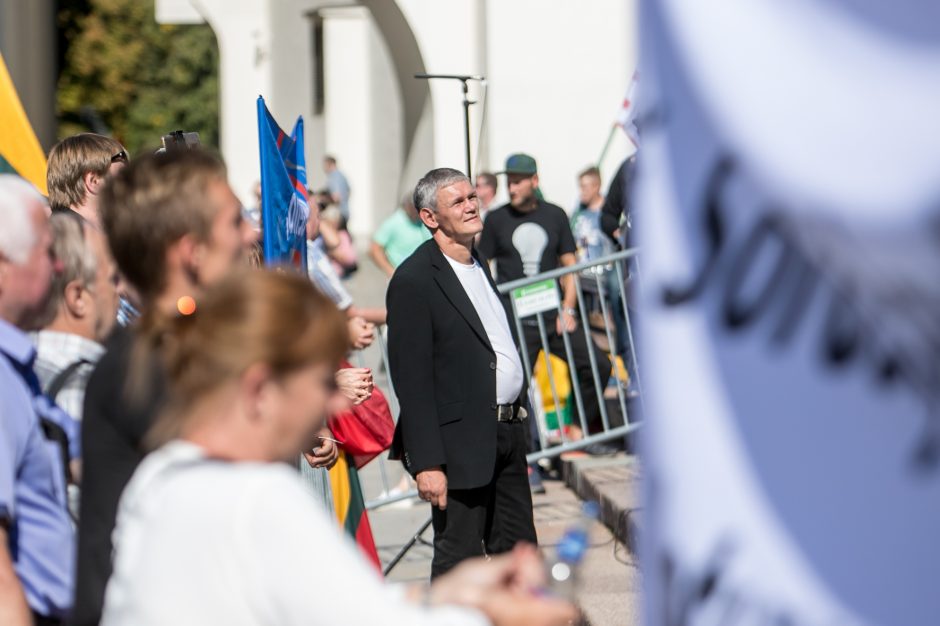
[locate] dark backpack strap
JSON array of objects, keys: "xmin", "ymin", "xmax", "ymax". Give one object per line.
[
  {"xmin": 39, "ymin": 417, "xmax": 73, "ymax": 484},
  {"xmin": 42, "ymin": 359, "xmax": 91, "ymax": 489},
  {"xmin": 43, "ymin": 359, "xmax": 91, "ymax": 404}
]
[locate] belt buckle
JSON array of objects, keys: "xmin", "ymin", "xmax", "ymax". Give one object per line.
[{"xmin": 497, "ymin": 405, "xmax": 514, "ymax": 421}]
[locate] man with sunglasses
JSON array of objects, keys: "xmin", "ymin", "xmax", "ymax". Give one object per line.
[
  {"xmin": 47, "ymin": 133, "xmax": 128, "ymax": 227},
  {"xmin": 0, "ymin": 175, "xmax": 74, "ymax": 626},
  {"xmin": 47, "ymin": 134, "xmax": 137, "ymax": 325}
]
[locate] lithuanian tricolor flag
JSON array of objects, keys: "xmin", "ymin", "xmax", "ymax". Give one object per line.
[
  {"xmin": 0, "ymin": 52, "xmax": 47, "ymax": 194},
  {"xmin": 329, "ymin": 450, "xmax": 381, "ymax": 571}
]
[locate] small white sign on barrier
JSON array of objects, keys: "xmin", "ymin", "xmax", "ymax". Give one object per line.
[{"xmin": 512, "ymin": 279, "xmax": 560, "ymax": 318}]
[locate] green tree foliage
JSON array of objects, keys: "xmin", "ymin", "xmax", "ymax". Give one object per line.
[{"xmin": 57, "ymin": 0, "xmax": 219, "ymax": 153}]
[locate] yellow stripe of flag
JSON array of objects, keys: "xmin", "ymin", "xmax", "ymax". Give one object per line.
[{"xmin": 0, "ymin": 52, "xmax": 47, "ymax": 194}]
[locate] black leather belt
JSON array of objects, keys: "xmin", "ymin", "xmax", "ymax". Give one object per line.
[{"xmin": 496, "ymin": 403, "xmax": 528, "ymax": 422}]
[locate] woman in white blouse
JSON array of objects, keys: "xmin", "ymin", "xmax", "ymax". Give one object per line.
[{"xmin": 101, "ymin": 269, "xmax": 576, "ymax": 626}]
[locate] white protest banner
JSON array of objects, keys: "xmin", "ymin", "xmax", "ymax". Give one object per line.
[{"xmin": 637, "ymin": 1, "xmax": 940, "ymax": 624}]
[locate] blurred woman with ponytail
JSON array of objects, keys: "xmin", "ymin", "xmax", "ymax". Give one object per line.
[{"xmin": 101, "ymin": 270, "xmax": 577, "ymax": 626}]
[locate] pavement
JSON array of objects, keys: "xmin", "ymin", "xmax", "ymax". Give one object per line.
[
  {"xmin": 359, "ymin": 456, "xmax": 641, "ymax": 625},
  {"xmin": 344, "ymin": 253, "xmax": 642, "ymax": 625}
]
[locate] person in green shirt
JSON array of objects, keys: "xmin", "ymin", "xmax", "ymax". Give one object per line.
[{"xmin": 369, "ymin": 193, "xmax": 431, "ymax": 277}]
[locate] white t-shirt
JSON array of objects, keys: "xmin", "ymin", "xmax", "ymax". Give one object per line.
[
  {"xmin": 443, "ymin": 254, "xmax": 524, "ymax": 404},
  {"xmin": 102, "ymin": 441, "xmax": 488, "ymax": 626}
]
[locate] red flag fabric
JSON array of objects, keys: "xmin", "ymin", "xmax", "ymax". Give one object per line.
[{"xmin": 328, "ymin": 361, "xmax": 394, "ymax": 469}]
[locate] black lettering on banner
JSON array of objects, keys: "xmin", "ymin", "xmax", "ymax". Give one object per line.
[
  {"xmin": 660, "ymin": 153, "xmax": 940, "ymax": 474},
  {"xmin": 769, "ymin": 254, "xmax": 817, "ymax": 347},
  {"xmin": 911, "ymin": 357, "xmax": 940, "ymax": 471},
  {"xmin": 821, "ymin": 293, "xmax": 860, "ymax": 365},
  {"xmin": 722, "ymin": 213, "xmax": 793, "ymax": 331},
  {"xmin": 662, "ymin": 157, "xmax": 735, "ymax": 307},
  {"xmin": 663, "ymin": 540, "xmax": 733, "ymax": 626},
  {"xmin": 659, "ymin": 541, "xmax": 802, "ymax": 625}
]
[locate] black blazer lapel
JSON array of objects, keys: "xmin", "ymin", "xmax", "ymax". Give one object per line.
[{"xmin": 428, "ymin": 243, "xmax": 493, "ymax": 353}]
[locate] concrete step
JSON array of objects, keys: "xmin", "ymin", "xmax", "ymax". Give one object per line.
[{"xmin": 562, "ymin": 453, "xmax": 642, "ymax": 555}]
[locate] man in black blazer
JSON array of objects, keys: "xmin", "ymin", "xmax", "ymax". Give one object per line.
[{"xmin": 387, "ymin": 167, "xmax": 537, "ymax": 578}]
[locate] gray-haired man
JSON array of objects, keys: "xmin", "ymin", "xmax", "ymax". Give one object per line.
[
  {"xmin": 387, "ymin": 167, "xmax": 537, "ymax": 578},
  {"xmin": 34, "ymin": 213, "xmax": 120, "ymax": 422}
]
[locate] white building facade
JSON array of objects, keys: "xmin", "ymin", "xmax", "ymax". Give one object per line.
[{"xmin": 157, "ymin": 0, "xmax": 636, "ymax": 238}]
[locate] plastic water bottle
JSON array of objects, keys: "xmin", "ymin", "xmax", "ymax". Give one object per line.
[{"xmin": 547, "ymin": 501, "xmax": 600, "ymax": 599}]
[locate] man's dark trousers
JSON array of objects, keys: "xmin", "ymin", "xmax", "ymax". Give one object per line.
[
  {"xmin": 430, "ymin": 420, "xmax": 536, "ymax": 578},
  {"xmin": 522, "ymin": 317, "xmax": 611, "ymax": 435}
]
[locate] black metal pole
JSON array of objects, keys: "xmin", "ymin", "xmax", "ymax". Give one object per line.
[
  {"xmin": 461, "ymin": 79, "xmax": 473, "ymax": 179},
  {"xmin": 415, "ymin": 73, "xmax": 484, "ymax": 179}
]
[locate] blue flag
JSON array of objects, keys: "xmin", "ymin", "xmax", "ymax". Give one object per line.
[{"xmin": 257, "ymin": 96, "xmax": 309, "ymax": 271}]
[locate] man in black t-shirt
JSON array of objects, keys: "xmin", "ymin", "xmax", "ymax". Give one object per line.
[{"xmin": 479, "ymin": 154, "xmax": 611, "ymax": 443}]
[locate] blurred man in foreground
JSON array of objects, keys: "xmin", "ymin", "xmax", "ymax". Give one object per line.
[
  {"xmin": 73, "ymin": 150, "xmax": 260, "ymax": 625},
  {"xmin": 0, "ymin": 175, "xmax": 74, "ymax": 625}
]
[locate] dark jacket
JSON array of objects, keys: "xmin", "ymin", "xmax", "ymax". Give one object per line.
[
  {"xmin": 386, "ymin": 239, "xmax": 528, "ymax": 490},
  {"xmin": 600, "ymin": 155, "xmax": 637, "ymax": 247}
]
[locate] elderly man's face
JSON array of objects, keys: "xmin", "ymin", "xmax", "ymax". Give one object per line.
[
  {"xmin": 3, "ymin": 204, "xmax": 56, "ymax": 330},
  {"xmin": 421, "ymin": 179, "xmax": 482, "ymax": 242}
]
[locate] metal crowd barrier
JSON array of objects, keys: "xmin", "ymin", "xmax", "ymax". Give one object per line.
[
  {"xmin": 362, "ymin": 248, "xmax": 644, "ymax": 516},
  {"xmin": 499, "ymin": 247, "xmax": 644, "ymax": 460}
]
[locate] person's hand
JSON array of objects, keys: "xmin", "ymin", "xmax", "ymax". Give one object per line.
[
  {"xmin": 426, "ymin": 545, "xmax": 579, "ymax": 626},
  {"xmin": 416, "ymin": 467, "xmax": 448, "ymax": 510},
  {"xmin": 347, "ymin": 316, "xmax": 376, "ymax": 349},
  {"xmin": 555, "ymin": 310, "xmax": 577, "ymax": 335},
  {"xmin": 480, "ymin": 591, "xmax": 579, "ymax": 626},
  {"xmin": 303, "ymin": 427, "xmax": 340, "ymax": 469},
  {"xmin": 335, "ymin": 368, "xmax": 373, "ymax": 405}
]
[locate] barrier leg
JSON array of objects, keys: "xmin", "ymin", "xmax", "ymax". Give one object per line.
[{"xmin": 383, "ymin": 516, "xmax": 433, "ymax": 577}]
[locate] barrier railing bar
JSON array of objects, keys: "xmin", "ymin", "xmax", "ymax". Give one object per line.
[
  {"xmin": 614, "ymin": 259, "xmax": 645, "ymax": 413},
  {"xmin": 497, "ymin": 248, "xmax": 640, "ymax": 294},
  {"xmin": 572, "ymin": 273, "xmax": 614, "ymax": 433},
  {"xmin": 509, "ymin": 296, "xmax": 548, "ymax": 451},
  {"xmin": 523, "ymin": 423, "xmax": 640, "ymax": 463},
  {"xmin": 592, "ymin": 271, "xmax": 629, "ymax": 428},
  {"xmin": 536, "ymin": 311, "xmax": 570, "ymax": 445},
  {"xmin": 367, "ymin": 487, "xmax": 419, "ymax": 510},
  {"xmin": 553, "ymin": 297, "xmax": 591, "ymax": 436},
  {"xmin": 375, "ymin": 330, "xmax": 400, "ymax": 419}
]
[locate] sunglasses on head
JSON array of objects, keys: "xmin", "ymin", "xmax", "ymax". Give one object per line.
[{"xmin": 111, "ymin": 150, "xmax": 128, "ymax": 164}]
